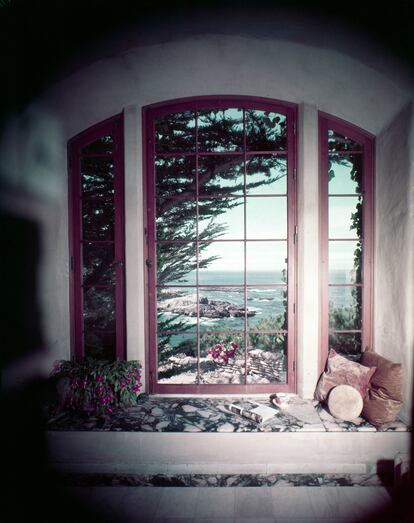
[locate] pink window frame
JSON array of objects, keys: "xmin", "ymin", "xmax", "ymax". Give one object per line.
[
  {"xmin": 68, "ymin": 113, "xmax": 126, "ymax": 360},
  {"xmin": 319, "ymin": 112, "xmax": 375, "ymax": 370},
  {"xmin": 143, "ymin": 95, "xmax": 298, "ymax": 394}
]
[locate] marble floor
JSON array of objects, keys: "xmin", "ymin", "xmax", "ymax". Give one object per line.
[{"xmin": 61, "ymin": 485, "xmax": 402, "ymax": 522}]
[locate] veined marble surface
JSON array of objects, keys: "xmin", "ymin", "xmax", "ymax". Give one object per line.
[
  {"xmin": 47, "ymin": 394, "xmax": 410, "ymax": 433},
  {"xmin": 58, "ymin": 472, "xmax": 388, "ymax": 487}
]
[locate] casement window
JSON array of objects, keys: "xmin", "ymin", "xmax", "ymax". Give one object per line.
[
  {"xmin": 319, "ymin": 114, "xmax": 374, "ymax": 366},
  {"xmin": 68, "ymin": 113, "xmax": 126, "ymax": 361},
  {"xmin": 144, "ymin": 97, "xmax": 297, "ymax": 393}
]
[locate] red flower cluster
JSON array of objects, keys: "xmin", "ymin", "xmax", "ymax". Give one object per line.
[{"xmin": 208, "ymin": 340, "xmax": 239, "ymax": 363}]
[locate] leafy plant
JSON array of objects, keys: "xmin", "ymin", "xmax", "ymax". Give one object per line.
[
  {"xmin": 50, "ymin": 358, "xmax": 142, "ymax": 414},
  {"xmin": 249, "ymin": 315, "xmax": 286, "ymax": 355}
]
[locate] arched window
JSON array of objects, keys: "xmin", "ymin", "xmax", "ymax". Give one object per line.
[
  {"xmin": 68, "ymin": 113, "xmax": 126, "ymax": 361},
  {"xmin": 319, "ymin": 113, "xmax": 374, "ymax": 367},
  {"xmin": 144, "ymin": 96, "xmax": 297, "ymax": 393}
]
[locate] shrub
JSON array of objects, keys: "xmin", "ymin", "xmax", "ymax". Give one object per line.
[
  {"xmin": 249, "ymin": 315, "xmax": 286, "ymax": 354},
  {"xmin": 50, "ymin": 358, "xmax": 142, "ymax": 415}
]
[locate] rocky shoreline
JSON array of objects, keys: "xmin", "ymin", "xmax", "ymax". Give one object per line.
[{"xmin": 158, "ymin": 294, "xmax": 256, "ymax": 319}]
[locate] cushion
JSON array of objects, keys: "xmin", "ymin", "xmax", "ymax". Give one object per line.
[
  {"xmin": 360, "ymin": 352, "xmax": 404, "ymax": 428},
  {"xmin": 314, "ymin": 349, "xmax": 376, "ymax": 403},
  {"xmin": 327, "ymin": 384, "xmax": 363, "ymax": 421}
]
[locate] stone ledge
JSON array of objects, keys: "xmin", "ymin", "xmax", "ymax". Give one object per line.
[{"xmin": 47, "ymin": 394, "xmax": 410, "ymax": 433}]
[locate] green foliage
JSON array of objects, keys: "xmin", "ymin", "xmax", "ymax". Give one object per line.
[
  {"xmin": 201, "ymin": 332, "xmax": 243, "ymax": 352},
  {"xmin": 158, "ymin": 334, "xmax": 197, "ymax": 365},
  {"xmin": 249, "ymin": 316, "xmax": 286, "ymax": 354},
  {"xmin": 328, "ymin": 332, "xmax": 361, "ymax": 359},
  {"xmin": 329, "ymin": 305, "xmax": 360, "ymax": 330},
  {"xmin": 50, "ymin": 358, "xmax": 142, "ymax": 414}
]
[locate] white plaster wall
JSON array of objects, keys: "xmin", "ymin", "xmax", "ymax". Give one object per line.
[
  {"xmin": 48, "ymin": 431, "xmax": 411, "ymax": 473},
  {"xmin": 375, "ymin": 103, "xmax": 414, "ymax": 424},
  {"xmin": 2, "ymin": 32, "xmax": 413, "ymax": 401}
]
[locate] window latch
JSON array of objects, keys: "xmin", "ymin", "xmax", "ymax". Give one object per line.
[{"xmin": 146, "ymin": 259, "xmax": 153, "ymax": 269}]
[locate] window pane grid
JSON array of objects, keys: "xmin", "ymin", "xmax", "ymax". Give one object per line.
[
  {"xmin": 70, "ymin": 116, "xmax": 125, "ymax": 362},
  {"xmin": 155, "ymin": 150, "xmax": 289, "ymax": 157},
  {"xmin": 323, "ymin": 123, "xmax": 371, "ymax": 363},
  {"xmin": 152, "ymin": 103, "xmax": 293, "ymax": 388}
]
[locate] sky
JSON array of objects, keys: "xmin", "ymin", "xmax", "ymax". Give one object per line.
[{"xmin": 194, "ymin": 160, "xmax": 360, "ymax": 272}]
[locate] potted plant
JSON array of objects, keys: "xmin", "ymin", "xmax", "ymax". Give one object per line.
[{"xmin": 49, "ymin": 358, "xmax": 142, "ymax": 415}]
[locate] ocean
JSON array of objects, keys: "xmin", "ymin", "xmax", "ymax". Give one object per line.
[{"xmin": 158, "ymin": 270, "xmax": 355, "ymax": 333}]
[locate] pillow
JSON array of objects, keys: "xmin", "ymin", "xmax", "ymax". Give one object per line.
[
  {"xmin": 360, "ymin": 352, "xmax": 404, "ymax": 429},
  {"xmin": 327, "ymin": 384, "xmax": 363, "ymax": 421},
  {"xmin": 314, "ymin": 349, "xmax": 376, "ymax": 403}
]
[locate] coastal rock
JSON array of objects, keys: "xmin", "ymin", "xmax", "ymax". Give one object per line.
[{"xmin": 158, "ymin": 294, "xmax": 255, "ymax": 318}]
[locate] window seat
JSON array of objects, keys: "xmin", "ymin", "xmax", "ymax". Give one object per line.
[
  {"xmin": 47, "ymin": 395, "xmax": 410, "ymax": 486},
  {"xmin": 47, "ymin": 394, "xmax": 409, "ymax": 433}
]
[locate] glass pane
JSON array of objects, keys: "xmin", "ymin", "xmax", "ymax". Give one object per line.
[
  {"xmin": 81, "ymin": 157, "xmax": 114, "ymax": 197},
  {"xmin": 155, "ymin": 111, "xmax": 196, "ymax": 152},
  {"xmin": 157, "ymin": 287, "xmax": 198, "ymax": 333},
  {"xmin": 247, "ymin": 333, "xmax": 287, "ymax": 384},
  {"xmin": 246, "ymin": 241, "xmax": 287, "ymax": 284},
  {"xmin": 328, "ymin": 155, "xmax": 362, "ymax": 194},
  {"xmin": 83, "ymin": 287, "xmax": 115, "ymax": 330},
  {"xmin": 199, "ymin": 287, "xmax": 246, "ymax": 332},
  {"xmin": 329, "ymin": 240, "xmax": 362, "ymax": 284},
  {"xmin": 200, "ymin": 332, "xmax": 245, "ymax": 384},
  {"xmin": 198, "ymin": 108, "xmax": 243, "ymax": 152},
  {"xmin": 198, "ymin": 155, "xmax": 244, "ymax": 195},
  {"xmin": 84, "ymin": 331, "xmax": 116, "ymax": 361},
  {"xmin": 246, "ymin": 110, "xmax": 287, "ymax": 151},
  {"xmin": 156, "ymin": 199, "xmax": 196, "ymax": 240},
  {"xmin": 83, "ymin": 243, "xmax": 115, "ymax": 285},
  {"xmin": 82, "ymin": 135, "xmax": 113, "ymax": 155},
  {"xmin": 246, "ymin": 197, "xmax": 287, "ymax": 239},
  {"xmin": 157, "ymin": 333, "xmax": 198, "ymax": 384},
  {"xmin": 329, "ymin": 286, "xmax": 362, "ymax": 330},
  {"xmin": 328, "ymin": 333, "xmax": 362, "ymax": 361},
  {"xmin": 329, "ymin": 196, "xmax": 361, "ymax": 239},
  {"xmin": 157, "ymin": 242, "xmax": 196, "ymax": 286},
  {"xmin": 199, "ymin": 198, "xmax": 244, "ymax": 240},
  {"xmin": 246, "ymin": 155, "xmax": 287, "ymax": 195},
  {"xmin": 247, "ymin": 287, "xmax": 287, "ymax": 330},
  {"xmin": 155, "ymin": 156, "xmax": 196, "ymax": 198},
  {"xmin": 198, "ymin": 242, "xmax": 244, "ymax": 285},
  {"xmin": 82, "ymin": 199, "xmax": 114, "ymax": 240},
  {"xmin": 328, "ymin": 130, "xmax": 362, "ymax": 152}
]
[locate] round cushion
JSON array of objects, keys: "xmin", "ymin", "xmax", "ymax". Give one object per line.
[{"xmin": 327, "ymin": 384, "xmax": 363, "ymax": 421}]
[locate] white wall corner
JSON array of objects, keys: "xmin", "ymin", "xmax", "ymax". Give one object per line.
[{"xmin": 296, "ymin": 102, "xmax": 320, "ymax": 398}]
